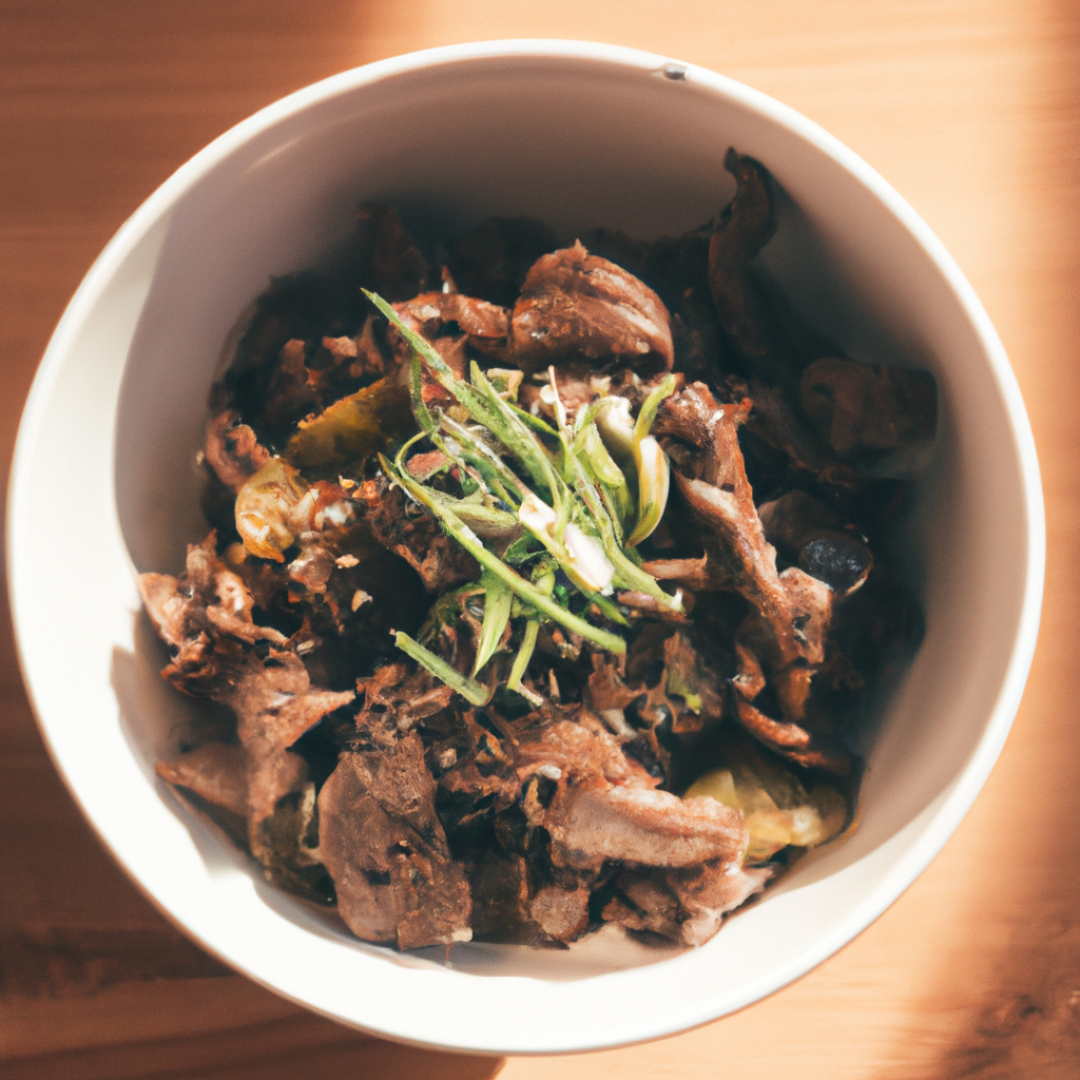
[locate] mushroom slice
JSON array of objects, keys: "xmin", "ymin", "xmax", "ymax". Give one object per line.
[{"xmin": 511, "ymin": 241, "xmax": 674, "ymax": 373}]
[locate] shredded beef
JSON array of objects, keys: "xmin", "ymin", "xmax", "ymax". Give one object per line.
[
  {"xmin": 140, "ymin": 534, "xmax": 354, "ymax": 865},
  {"xmin": 355, "ymin": 475, "xmax": 478, "ymax": 593},
  {"xmin": 318, "ymin": 732, "xmax": 472, "ymax": 949},
  {"xmin": 142, "ymin": 160, "xmax": 932, "ymax": 952}
]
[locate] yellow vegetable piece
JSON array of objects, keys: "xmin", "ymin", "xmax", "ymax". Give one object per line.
[
  {"xmin": 627, "ymin": 435, "xmax": 670, "ymax": 547},
  {"xmin": 685, "ymin": 767, "xmax": 739, "ymax": 808},
  {"xmin": 235, "ymin": 457, "xmax": 314, "ymax": 562},
  {"xmin": 686, "ymin": 761, "xmax": 848, "ymax": 862},
  {"xmin": 283, "ymin": 377, "xmax": 412, "ymax": 468}
]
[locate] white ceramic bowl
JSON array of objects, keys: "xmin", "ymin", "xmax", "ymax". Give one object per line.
[{"xmin": 7, "ymin": 41, "xmax": 1043, "ymax": 1054}]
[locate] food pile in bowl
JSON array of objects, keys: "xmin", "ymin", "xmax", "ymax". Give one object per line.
[{"xmin": 139, "ymin": 149, "xmax": 934, "ymax": 952}]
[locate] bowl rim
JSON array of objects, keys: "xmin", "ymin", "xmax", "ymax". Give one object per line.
[{"xmin": 6, "ymin": 38, "xmax": 1046, "ymax": 1054}]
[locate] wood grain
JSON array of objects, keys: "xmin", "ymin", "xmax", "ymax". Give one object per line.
[{"xmin": 2, "ymin": 1, "xmax": 1079, "ymax": 1076}]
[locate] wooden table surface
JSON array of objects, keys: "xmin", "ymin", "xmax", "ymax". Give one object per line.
[{"xmin": 2, "ymin": 2, "xmax": 1078, "ymax": 1076}]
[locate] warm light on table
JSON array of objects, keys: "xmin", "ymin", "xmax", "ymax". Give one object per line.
[{"xmin": 1, "ymin": 2, "xmax": 1077, "ymax": 1077}]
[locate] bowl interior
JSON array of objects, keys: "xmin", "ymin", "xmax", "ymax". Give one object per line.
[{"xmin": 8, "ymin": 43, "xmax": 1040, "ymax": 1053}]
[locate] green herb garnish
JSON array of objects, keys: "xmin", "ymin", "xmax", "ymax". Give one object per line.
[{"xmin": 365, "ymin": 289, "xmax": 682, "ymax": 705}]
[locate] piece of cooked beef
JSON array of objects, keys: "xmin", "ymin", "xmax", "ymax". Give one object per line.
[
  {"xmin": 656, "ymin": 383, "xmax": 852, "ymax": 774},
  {"xmin": 545, "ymin": 784, "xmax": 748, "ymax": 872},
  {"xmin": 799, "ymin": 355, "xmax": 937, "ymax": 462},
  {"xmin": 510, "ymin": 242, "xmax": 674, "ymax": 373},
  {"xmin": 602, "ymin": 860, "xmax": 772, "ymax": 946},
  {"xmin": 318, "ymin": 731, "xmax": 472, "ymax": 949},
  {"xmin": 156, "ymin": 742, "xmax": 249, "ymax": 819},
  {"xmin": 658, "ymin": 385, "xmax": 826, "ymax": 670},
  {"xmin": 389, "ymin": 291, "xmax": 511, "ymax": 362},
  {"xmin": 204, "ymin": 410, "xmax": 270, "ymax": 493}
]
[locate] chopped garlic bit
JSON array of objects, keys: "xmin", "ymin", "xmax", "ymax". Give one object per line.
[
  {"xmin": 518, "ymin": 493, "xmax": 616, "ymax": 595},
  {"xmin": 224, "ymin": 542, "xmax": 248, "ymax": 566},
  {"xmin": 563, "ymin": 523, "xmax": 615, "ymax": 594}
]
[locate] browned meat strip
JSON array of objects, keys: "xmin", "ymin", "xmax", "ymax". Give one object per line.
[
  {"xmin": 510, "ymin": 242, "xmax": 674, "ymax": 373},
  {"xmin": 467, "ymin": 851, "xmax": 592, "ymax": 947},
  {"xmin": 391, "ymin": 291, "xmax": 511, "ymax": 361},
  {"xmin": 468, "ymin": 851, "xmax": 537, "ymax": 945},
  {"xmin": 585, "ymin": 652, "xmax": 643, "ymax": 720},
  {"xmin": 225, "ymin": 648, "xmax": 353, "ymax": 852},
  {"xmin": 529, "ymin": 886, "xmax": 591, "ymax": 942},
  {"xmin": 639, "ymin": 556, "xmax": 712, "ymax": 593},
  {"xmin": 318, "ymin": 733, "xmax": 472, "ymax": 949},
  {"xmin": 601, "ymin": 872, "xmax": 681, "ymax": 941},
  {"xmin": 602, "ymin": 860, "xmax": 772, "ymax": 947},
  {"xmin": 514, "ymin": 717, "xmax": 658, "ymax": 789},
  {"xmin": 738, "ymin": 699, "xmax": 850, "ymax": 773},
  {"xmin": 138, "ymin": 534, "xmax": 286, "ymax": 696},
  {"xmin": 707, "ymin": 151, "xmax": 866, "ymax": 497},
  {"xmin": 661, "ymin": 384, "xmax": 809, "ymax": 669},
  {"xmin": 658, "ymin": 386, "xmax": 852, "ymax": 772},
  {"xmin": 660, "ymin": 385, "xmax": 838, "ymax": 667},
  {"xmin": 665, "ymin": 861, "xmax": 774, "ymax": 946},
  {"xmin": 545, "ymin": 784, "xmax": 748, "ymax": 872},
  {"xmin": 707, "ymin": 150, "xmax": 786, "ymax": 383}
]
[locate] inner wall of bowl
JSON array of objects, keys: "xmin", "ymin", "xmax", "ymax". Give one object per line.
[{"xmin": 95, "ymin": 49, "xmax": 1029, "ymax": 1009}]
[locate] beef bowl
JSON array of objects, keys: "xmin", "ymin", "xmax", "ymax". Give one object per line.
[{"xmin": 6, "ymin": 40, "xmax": 1043, "ymax": 1053}]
